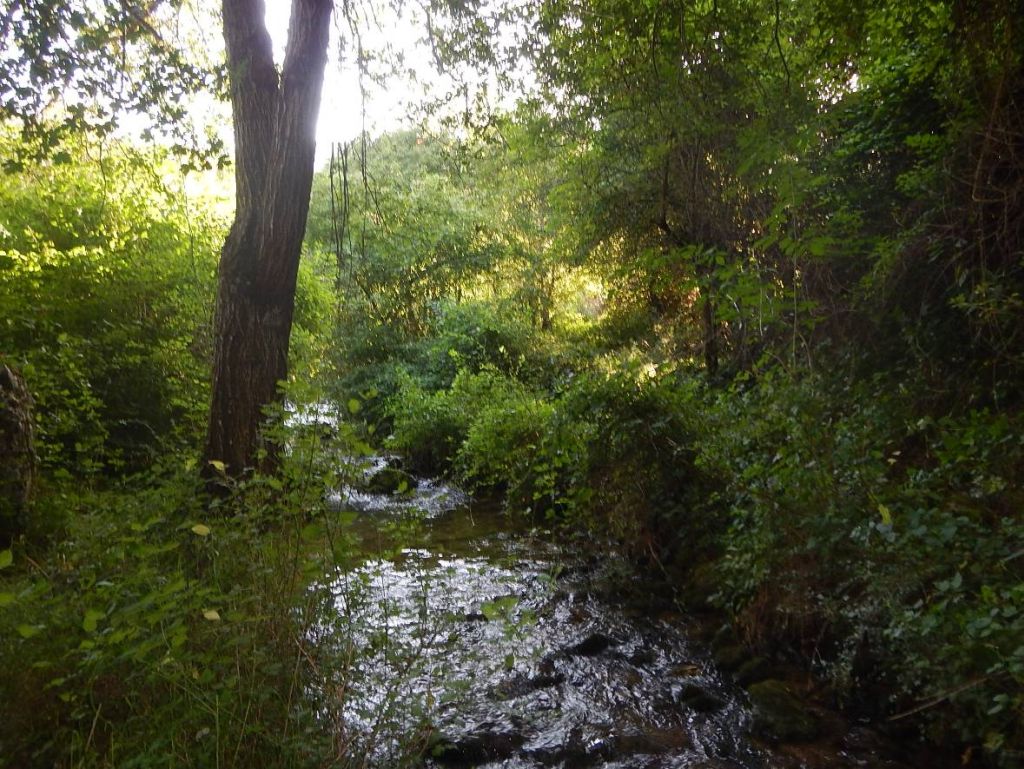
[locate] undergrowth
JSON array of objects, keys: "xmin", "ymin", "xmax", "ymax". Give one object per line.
[
  {"xmin": 380, "ymin": 328, "xmax": 1024, "ymax": 764},
  {"xmin": 0, "ymin": 404, "xmax": 436, "ymax": 768}
]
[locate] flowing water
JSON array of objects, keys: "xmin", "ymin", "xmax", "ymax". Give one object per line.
[{"xmin": 316, "ymin": 460, "xmax": 918, "ymax": 769}]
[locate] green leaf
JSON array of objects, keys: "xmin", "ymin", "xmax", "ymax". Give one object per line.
[
  {"xmin": 807, "ymin": 237, "xmax": 830, "ymax": 257},
  {"xmin": 208, "ymin": 460, "xmax": 226, "ymax": 474},
  {"xmin": 82, "ymin": 609, "xmax": 105, "ymax": 633},
  {"xmin": 202, "ymin": 609, "xmax": 221, "ymax": 621},
  {"xmin": 191, "ymin": 523, "xmax": 211, "ymax": 537},
  {"xmin": 347, "ymin": 397, "xmax": 362, "ymax": 415},
  {"xmin": 301, "ymin": 522, "xmax": 324, "ymax": 542},
  {"xmin": 17, "ymin": 624, "xmax": 40, "ymax": 639},
  {"xmin": 878, "ymin": 503, "xmax": 893, "ymax": 526},
  {"xmin": 0, "ymin": 549, "xmax": 12, "ymax": 570},
  {"xmin": 0, "ymin": 592, "xmax": 15, "ymax": 607}
]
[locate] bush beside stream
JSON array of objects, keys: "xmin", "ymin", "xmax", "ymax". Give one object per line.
[{"xmin": 373, "ymin": 311, "xmax": 1024, "ymax": 764}]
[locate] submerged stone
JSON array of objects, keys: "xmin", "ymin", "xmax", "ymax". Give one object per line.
[
  {"xmin": 613, "ymin": 726, "xmax": 692, "ymax": 754},
  {"xmin": 430, "ymin": 726, "xmax": 525, "ymax": 765},
  {"xmin": 492, "ymin": 671, "xmax": 565, "ymax": 700},
  {"xmin": 628, "ymin": 647, "xmax": 658, "ymax": 666},
  {"xmin": 669, "ymin": 662, "xmax": 702, "ymax": 677},
  {"xmin": 522, "ymin": 724, "xmax": 618, "ymax": 767}
]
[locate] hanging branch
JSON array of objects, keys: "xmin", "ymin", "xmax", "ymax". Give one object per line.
[
  {"xmin": 340, "ymin": 142, "xmax": 350, "ymax": 281},
  {"xmin": 328, "ymin": 140, "xmax": 351, "ymax": 290},
  {"xmin": 329, "ymin": 142, "xmax": 341, "ymax": 287},
  {"xmin": 772, "ymin": 0, "xmax": 791, "ymax": 95}
]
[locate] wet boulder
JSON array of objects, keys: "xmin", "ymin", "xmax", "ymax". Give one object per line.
[
  {"xmin": 0, "ymin": 365, "xmax": 35, "ymax": 545},
  {"xmin": 709, "ymin": 623, "xmax": 750, "ymax": 672},
  {"xmin": 363, "ymin": 466, "xmax": 416, "ymax": 495},
  {"xmin": 748, "ymin": 679, "xmax": 820, "ymax": 743},
  {"xmin": 678, "ymin": 682, "xmax": 727, "ymax": 713},
  {"xmin": 564, "ymin": 632, "xmax": 621, "ymax": 657},
  {"xmin": 429, "ymin": 724, "xmax": 525, "ymax": 765},
  {"xmin": 710, "ymin": 623, "xmax": 739, "ymax": 651},
  {"xmin": 676, "ymin": 561, "xmax": 720, "ymax": 611}
]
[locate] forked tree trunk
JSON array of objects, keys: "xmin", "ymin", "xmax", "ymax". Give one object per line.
[{"xmin": 205, "ymin": 0, "xmax": 332, "ymax": 476}]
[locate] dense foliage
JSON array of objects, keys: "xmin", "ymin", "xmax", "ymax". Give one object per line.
[
  {"xmin": 1, "ymin": 0, "xmax": 1021, "ymax": 764},
  {"xmin": 0, "ymin": 136, "xmax": 221, "ymax": 478},
  {"xmin": 302, "ymin": 0, "xmax": 1023, "ymax": 762},
  {"xmin": 0, "ymin": 139, "xmax": 356, "ymax": 766}
]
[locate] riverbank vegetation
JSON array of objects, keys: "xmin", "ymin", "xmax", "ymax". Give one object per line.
[
  {"xmin": 305, "ymin": 0, "xmax": 1023, "ymax": 760},
  {"xmin": 1, "ymin": 0, "xmax": 1021, "ymax": 765}
]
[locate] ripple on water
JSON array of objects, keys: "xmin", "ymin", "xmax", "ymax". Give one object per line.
[{"xmin": 316, "ymin": 491, "xmax": 774, "ymax": 769}]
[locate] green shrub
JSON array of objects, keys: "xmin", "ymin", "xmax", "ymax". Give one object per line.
[
  {"xmin": 0, "ymin": 139, "xmax": 222, "ymax": 473},
  {"xmin": 456, "ymin": 386, "xmax": 554, "ymax": 492},
  {"xmin": 0, "ymin": 409, "xmax": 377, "ymax": 767},
  {"xmin": 554, "ymin": 359, "xmax": 708, "ymax": 553},
  {"xmin": 418, "ymin": 299, "xmax": 537, "ymax": 388},
  {"xmin": 693, "ymin": 367, "xmax": 1024, "ymax": 762},
  {"xmin": 386, "ymin": 374, "xmax": 467, "ymax": 475},
  {"xmin": 387, "ymin": 366, "xmax": 527, "ymax": 475}
]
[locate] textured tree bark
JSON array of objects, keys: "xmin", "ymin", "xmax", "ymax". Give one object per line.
[
  {"xmin": 0, "ymin": 365, "xmax": 35, "ymax": 545},
  {"xmin": 205, "ymin": 0, "xmax": 332, "ymax": 476}
]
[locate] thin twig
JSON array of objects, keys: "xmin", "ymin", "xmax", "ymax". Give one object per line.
[
  {"xmin": 888, "ymin": 676, "xmax": 990, "ymax": 721},
  {"xmin": 83, "ymin": 703, "xmax": 103, "ymax": 756}
]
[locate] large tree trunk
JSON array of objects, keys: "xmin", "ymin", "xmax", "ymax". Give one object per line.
[
  {"xmin": 0, "ymin": 364, "xmax": 35, "ymax": 545},
  {"xmin": 205, "ymin": 0, "xmax": 332, "ymax": 475}
]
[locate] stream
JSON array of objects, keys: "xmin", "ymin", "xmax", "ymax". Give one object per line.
[{"xmin": 315, "ymin": 458, "xmax": 922, "ymax": 769}]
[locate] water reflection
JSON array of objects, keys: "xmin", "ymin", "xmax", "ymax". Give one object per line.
[{"xmin": 315, "ymin": 463, "xmax": 893, "ymax": 769}]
